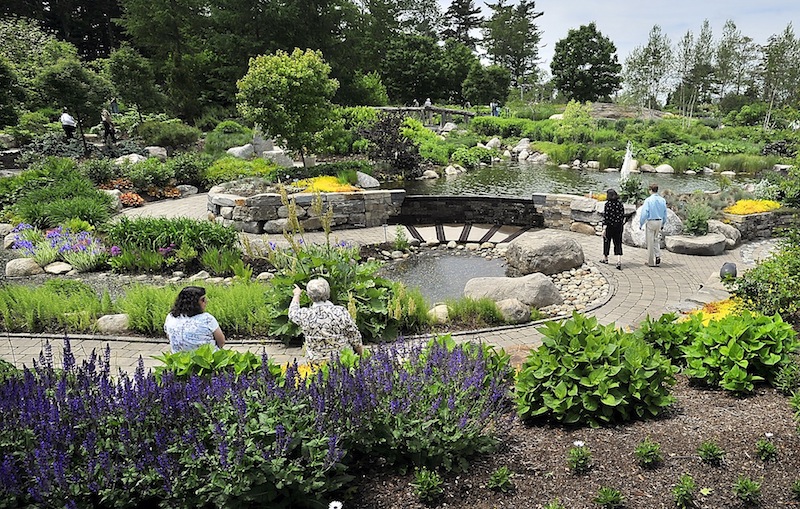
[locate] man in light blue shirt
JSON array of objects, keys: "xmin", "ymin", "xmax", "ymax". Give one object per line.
[{"xmin": 639, "ymin": 183, "xmax": 668, "ymax": 267}]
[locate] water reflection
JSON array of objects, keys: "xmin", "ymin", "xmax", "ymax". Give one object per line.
[
  {"xmin": 378, "ymin": 252, "xmax": 507, "ymax": 304},
  {"xmin": 382, "ymin": 161, "xmax": 753, "ymax": 197}
]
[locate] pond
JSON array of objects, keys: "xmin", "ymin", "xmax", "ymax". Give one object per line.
[
  {"xmin": 382, "ymin": 161, "xmax": 755, "ymax": 197},
  {"xmin": 378, "ymin": 251, "xmax": 507, "ymax": 304}
]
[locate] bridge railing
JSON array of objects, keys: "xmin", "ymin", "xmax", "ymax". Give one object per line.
[{"xmin": 373, "ymin": 106, "xmax": 476, "ymax": 128}]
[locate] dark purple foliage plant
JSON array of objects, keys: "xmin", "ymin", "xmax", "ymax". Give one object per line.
[{"xmin": 0, "ymin": 335, "xmax": 514, "ymax": 508}]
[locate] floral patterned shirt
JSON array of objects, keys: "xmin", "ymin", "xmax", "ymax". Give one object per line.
[
  {"xmin": 164, "ymin": 313, "xmax": 219, "ymax": 353},
  {"xmin": 602, "ymin": 199, "xmax": 625, "ymax": 227},
  {"xmin": 288, "ymin": 300, "xmax": 363, "ymax": 362}
]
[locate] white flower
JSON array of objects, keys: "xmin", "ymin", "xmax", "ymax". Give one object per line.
[
  {"xmin": 573, "ymin": 440, "xmax": 585, "ymax": 447},
  {"xmin": 765, "ymin": 432, "xmax": 774, "ymax": 438},
  {"xmin": 329, "ymin": 502, "xmax": 343, "ymax": 509}
]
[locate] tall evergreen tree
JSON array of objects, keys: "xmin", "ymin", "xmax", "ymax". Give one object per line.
[
  {"xmin": 550, "ymin": 22, "xmax": 621, "ymax": 102},
  {"xmin": 482, "ymin": 0, "xmax": 542, "ymax": 86},
  {"xmin": 441, "ymin": 0, "xmax": 482, "ymax": 50}
]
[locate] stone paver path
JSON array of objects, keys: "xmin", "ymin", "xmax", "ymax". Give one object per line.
[{"xmin": 1, "ymin": 193, "xmax": 776, "ymax": 373}]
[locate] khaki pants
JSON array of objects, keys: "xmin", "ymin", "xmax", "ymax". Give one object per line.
[{"xmin": 645, "ymin": 219, "xmax": 662, "ymax": 266}]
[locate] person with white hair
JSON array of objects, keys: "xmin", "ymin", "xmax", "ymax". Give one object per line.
[{"xmin": 288, "ymin": 278, "xmax": 363, "ymax": 362}]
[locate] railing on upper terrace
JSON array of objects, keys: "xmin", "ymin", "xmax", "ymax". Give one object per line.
[{"xmin": 373, "ymin": 106, "xmax": 476, "ymax": 130}]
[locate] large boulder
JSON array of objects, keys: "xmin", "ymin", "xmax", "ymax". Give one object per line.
[
  {"xmin": 495, "ymin": 298, "xmax": 531, "ymax": 324},
  {"xmin": 44, "ymin": 262, "xmax": 73, "ymax": 275},
  {"xmin": 114, "ymin": 153, "xmax": 147, "ymax": 165},
  {"xmin": 623, "ymin": 207, "xmax": 683, "ymax": 248},
  {"xmin": 227, "ymin": 144, "xmax": 255, "ymax": 159},
  {"xmin": 512, "ymin": 138, "xmax": 531, "ymax": 153},
  {"xmin": 101, "ymin": 189, "xmax": 122, "ymax": 211},
  {"xmin": 707, "ymin": 219, "xmax": 742, "ymax": 249},
  {"xmin": 665, "ymin": 233, "xmax": 727, "ymax": 256},
  {"xmin": 262, "ymin": 149, "xmax": 294, "ymax": 168},
  {"xmin": 486, "ymin": 137, "xmax": 502, "ymax": 149},
  {"xmin": 428, "ymin": 304, "xmax": 449, "ymax": 324},
  {"xmin": 464, "ymin": 273, "xmax": 563, "ymax": 309},
  {"xmin": 505, "ymin": 233, "xmax": 585, "ymax": 275},
  {"xmin": 5, "ymin": 258, "xmax": 44, "ymax": 276},
  {"xmin": 0, "ymin": 223, "xmax": 14, "ymax": 237},
  {"xmin": 356, "ymin": 171, "xmax": 380, "ymax": 188},
  {"xmin": 655, "ymin": 164, "xmax": 675, "ymax": 174},
  {"xmin": 144, "ymin": 146, "xmax": 168, "ymax": 161},
  {"xmin": 96, "ymin": 314, "xmax": 131, "ymax": 334}
]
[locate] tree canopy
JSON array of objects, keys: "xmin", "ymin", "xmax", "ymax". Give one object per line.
[{"xmin": 551, "ymin": 22, "xmax": 621, "ymax": 102}]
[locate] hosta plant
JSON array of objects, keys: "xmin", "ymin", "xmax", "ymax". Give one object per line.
[
  {"xmin": 634, "ymin": 312, "xmax": 703, "ymax": 365},
  {"xmin": 683, "ymin": 310, "xmax": 799, "ymax": 394},
  {"xmin": 152, "ymin": 343, "xmax": 263, "ymax": 381},
  {"xmin": 516, "ymin": 313, "xmax": 677, "ymax": 427}
]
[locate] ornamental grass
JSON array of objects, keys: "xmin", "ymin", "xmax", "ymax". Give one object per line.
[
  {"xmin": 0, "ymin": 337, "xmax": 514, "ymax": 508},
  {"xmin": 723, "ymin": 199, "xmax": 781, "ymax": 215}
]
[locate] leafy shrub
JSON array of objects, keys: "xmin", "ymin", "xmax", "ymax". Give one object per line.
[
  {"xmin": 78, "ymin": 158, "xmax": 121, "ymax": 184},
  {"xmin": 516, "ymin": 313, "xmax": 676, "ymax": 427},
  {"xmin": 122, "ymin": 157, "xmax": 175, "ymax": 190},
  {"xmin": 634, "ymin": 313, "xmax": 703, "ymax": 365},
  {"xmin": 487, "ymin": 466, "xmax": 514, "ymax": 493},
  {"xmin": 104, "ymin": 217, "xmax": 239, "ymax": 255},
  {"xmin": 203, "ymin": 120, "xmax": 252, "ymax": 155},
  {"xmin": 153, "ymin": 343, "xmax": 261, "ymax": 381},
  {"xmin": 682, "ymin": 201, "xmax": 713, "ymax": 236},
  {"xmin": 361, "ymin": 112, "xmax": 422, "ymax": 179},
  {"xmin": 451, "ymin": 146, "xmax": 495, "ymax": 169},
  {"xmin": 135, "ymin": 119, "xmax": 200, "ymax": 147},
  {"xmin": 619, "ymin": 174, "xmax": 648, "ymax": 204},
  {"xmin": 755, "ymin": 437, "xmax": 777, "ymax": 462},
  {"xmin": 411, "ymin": 467, "xmax": 443, "ymax": 502},
  {"xmin": 445, "ymin": 297, "xmax": 507, "ymax": 328},
  {"xmin": 165, "ymin": 152, "xmax": 214, "ymax": 188},
  {"xmin": 199, "ymin": 247, "xmax": 242, "ymax": 276},
  {"xmin": 775, "ymin": 356, "xmax": 800, "ymax": 395},
  {"xmin": 683, "ymin": 311, "xmax": 800, "ymax": 393},
  {"xmin": 119, "ymin": 191, "xmax": 144, "ymax": 207},
  {"xmin": 635, "ymin": 437, "xmax": 663, "ymax": 468},
  {"xmin": 202, "ymin": 156, "xmax": 278, "ymax": 187},
  {"xmin": 732, "ymin": 476, "xmax": 761, "ymax": 504},
  {"xmin": 594, "ymin": 486, "xmax": 625, "ymax": 508},
  {"xmin": 697, "ymin": 440, "xmax": 726, "ymax": 465},
  {"xmin": 672, "ymin": 474, "xmax": 697, "ymax": 509},
  {"xmin": 567, "ymin": 444, "xmax": 592, "ymax": 474}
]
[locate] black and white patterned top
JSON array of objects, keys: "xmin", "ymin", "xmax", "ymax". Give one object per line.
[
  {"xmin": 603, "ymin": 199, "xmax": 625, "ymax": 227},
  {"xmin": 288, "ymin": 300, "xmax": 363, "ymax": 361}
]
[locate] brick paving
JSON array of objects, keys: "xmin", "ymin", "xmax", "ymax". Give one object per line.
[{"xmin": 1, "ymin": 193, "xmax": 775, "ymax": 373}]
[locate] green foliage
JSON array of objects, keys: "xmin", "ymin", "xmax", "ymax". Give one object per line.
[
  {"xmin": 755, "ymin": 438, "xmax": 777, "ymax": 462},
  {"xmin": 683, "ymin": 311, "xmax": 800, "ymax": 393},
  {"xmin": 697, "ymin": 440, "xmax": 726, "ymax": 466},
  {"xmin": 462, "ymin": 64, "xmax": 512, "ymax": 106},
  {"xmin": 775, "ymin": 356, "xmax": 800, "ymax": 395},
  {"xmin": 199, "ymin": 247, "xmax": 242, "ymax": 276},
  {"xmin": 718, "ymin": 154, "xmax": 777, "ymax": 174},
  {"xmin": 135, "ymin": 120, "xmax": 200, "ymax": 148},
  {"xmin": 79, "ymin": 158, "xmax": 121, "ymax": 185},
  {"xmin": 351, "ymin": 71, "xmax": 388, "ymax": 106},
  {"xmin": 672, "ymin": 473, "xmax": 697, "ymax": 509},
  {"xmin": 470, "ymin": 116, "xmax": 533, "ymax": 138},
  {"xmin": 445, "ymin": 297, "xmax": 507, "ymax": 328},
  {"xmin": 202, "ymin": 156, "xmax": 278, "ymax": 187},
  {"xmin": 153, "ymin": 343, "xmax": 261, "ymax": 381},
  {"xmin": 567, "ymin": 444, "xmax": 592, "ymax": 474},
  {"xmin": 593, "ymin": 486, "xmax": 625, "ymax": 508},
  {"xmin": 107, "ymin": 44, "xmax": 162, "ymax": 116},
  {"xmin": 543, "ymin": 500, "xmax": 566, "ymax": 509},
  {"xmin": 393, "ymin": 225, "xmax": 409, "ymax": 251},
  {"xmin": 410, "ymin": 467, "xmax": 443, "ymax": 503},
  {"xmin": 165, "ymin": 152, "xmax": 214, "ymax": 188},
  {"xmin": 104, "ymin": 217, "xmax": 239, "ymax": 255},
  {"xmin": 516, "ymin": 313, "xmax": 676, "ymax": 427},
  {"xmin": 551, "ymin": 23, "xmax": 622, "ymax": 102},
  {"xmin": 635, "ymin": 437, "xmax": 663, "ymax": 468},
  {"xmin": 362, "ymin": 113, "xmax": 422, "ymax": 179},
  {"xmin": 0, "ymin": 281, "xmax": 113, "ymax": 332},
  {"xmin": 237, "ymin": 49, "xmax": 338, "ymax": 159},
  {"xmin": 791, "ymin": 479, "xmax": 800, "ymax": 500},
  {"xmin": 203, "ymin": 120, "xmax": 252, "ymax": 156},
  {"xmin": 556, "ymin": 100, "xmax": 595, "ymax": 142},
  {"xmin": 732, "ymin": 476, "xmax": 761, "ymax": 504},
  {"xmin": 619, "ymin": 174, "xmax": 648, "ymax": 205},
  {"xmin": 0, "ymin": 357, "xmax": 19, "ymax": 383},
  {"xmin": 683, "ymin": 201, "xmax": 713, "ymax": 236},
  {"xmin": 634, "ymin": 313, "xmax": 703, "ymax": 365},
  {"xmin": 487, "ymin": 466, "xmax": 515, "ymax": 493},
  {"xmin": 122, "ymin": 157, "xmax": 175, "ymax": 191},
  {"xmin": 451, "ymin": 146, "xmax": 495, "ymax": 169}
]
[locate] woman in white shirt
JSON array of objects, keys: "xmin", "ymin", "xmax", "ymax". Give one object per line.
[{"xmin": 164, "ymin": 286, "xmax": 225, "ymax": 353}]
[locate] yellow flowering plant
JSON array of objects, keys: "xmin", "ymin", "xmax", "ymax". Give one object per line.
[
  {"xmin": 690, "ymin": 298, "xmax": 742, "ymax": 325},
  {"xmin": 295, "ymin": 175, "xmax": 360, "ymax": 193},
  {"xmin": 724, "ymin": 199, "xmax": 781, "ymax": 215}
]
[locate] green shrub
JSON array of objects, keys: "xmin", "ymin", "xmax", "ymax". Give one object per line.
[
  {"xmin": 732, "ymin": 476, "xmax": 761, "ymax": 504},
  {"xmin": 755, "ymin": 437, "xmax": 777, "ymax": 462},
  {"xmin": 122, "ymin": 157, "xmax": 175, "ymax": 191},
  {"xmin": 203, "ymin": 120, "xmax": 252, "ymax": 155},
  {"xmin": 718, "ymin": 153, "xmax": 776, "ymax": 174},
  {"xmin": 153, "ymin": 343, "xmax": 261, "ymax": 381},
  {"xmin": 135, "ymin": 120, "xmax": 200, "ymax": 147},
  {"xmin": 619, "ymin": 174, "xmax": 648, "ymax": 204},
  {"xmin": 199, "ymin": 247, "xmax": 242, "ymax": 276},
  {"xmin": 594, "ymin": 486, "xmax": 625, "ymax": 508},
  {"xmin": 697, "ymin": 440, "xmax": 726, "ymax": 465},
  {"xmin": 672, "ymin": 474, "xmax": 697, "ymax": 509},
  {"xmin": 775, "ymin": 355, "xmax": 800, "ymax": 395},
  {"xmin": 411, "ymin": 467, "xmax": 443, "ymax": 502},
  {"xmin": 78, "ymin": 158, "xmax": 121, "ymax": 184},
  {"xmin": 487, "ymin": 466, "xmax": 514, "ymax": 493},
  {"xmin": 104, "ymin": 217, "xmax": 239, "ymax": 254},
  {"xmin": 165, "ymin": 152, "xmax": 215, "ymax": 188},
  {"xmin": 682, "ymin": 201, "xmax": 714, "ymax": 236},
  {"xmin": 567, "ymin": 444, "xmax": 592, "ymax": 474},
  {"xmin": 445, "ymin": 297, "xmax": 507, "ymax": 328},
  {"xmin": 0, "ymin": 282, "xmax": 114, "ymax": 332},
  {"xmin": 516, "ymin": 313, "xmax": 676, "ymax": 427},
  {"xmin": 683, "ymin": 311, "xmax": 800, "ymax": 394},
  {"xmin": 451, "ymin": 146, "xmax": 495, "ymax": 169},
  {"xmin": 634, "ymin": 437, "xmax": 663, "ymax": 468},
  {"xmin": 202, "ymin": 156, "xmax": 278, "ymax": 187},
  {"xmin": 634, "ymin": 313, "xmax": 703, "ymax": 365}
]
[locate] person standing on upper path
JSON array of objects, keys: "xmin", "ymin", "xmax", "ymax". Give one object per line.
[
  {"xmin": 600, "ymin": 188, "xmax": 625, "ymax": 270},
  {"xmin": 639, "ymin": 183, "xmax": 668, "ymax": 267},
  {"xmin": 60, "ymin": 107, "xmax": 77, "ymax": 140},
  {"xmin": 289, "ymin": 278, "xmax": 363, "ymax": 363},
  {"xmin": 101, "ymin": 108, "xmax": 116, "ymax": 144},
  {"xmin": 164, "ymin": 286, "xmax": 226, "ymax": 353}
]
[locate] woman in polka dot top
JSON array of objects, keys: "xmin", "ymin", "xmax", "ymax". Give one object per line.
[{"xmin": 600, "ymin": 188, "xmax": 625, "ymax": 270}]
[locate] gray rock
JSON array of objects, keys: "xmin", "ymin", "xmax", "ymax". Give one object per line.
[
  {"xmin": 188, "ymin": 270, "xmax": 211, "ymax": 281},
  {"xmin": 464, "ymin": 273, "xmax": 563, "ymax": 309},
  {"xmin": 256, "ymin": 272, "xmax": 275, "ymax": 281},
  {"xmin": 623, "ymin": 207, "xmax": 683, "ymax": 248},
  {"xmin": 505, "ymin": 233, "xmax": 585, "ymax": 275},
  {"xmin": 0, "ymin": 133, "xmax": 16, "ymax": 149},
  {"xmin": 529, "ymin": 152, "xmax": 550, "ymax": 164},
  {"xmin": 356, "ymin": 171, "xmax": 380, "ymax": 188},
  {"xmin": 512, "ymin": 138, "xmax": 531, "ymax": 153},
  {"xmin": 486, "ymin": 137, "xmax": 502, "ymax": 149},
  {"xmin": 263, "ymin": 218, "xmax": 290, "ymax": 234},
  {"xmin": 447, "ymin": 240, "xmax": 457, "ymax": 249},
  {"xmin": 421, "ymin": 169, "xmax": 439, "ymax": 179},
  {"xmin": 96, "ymin": 314, "xmax": 130, "ymax": 334},
  {"xmin": 429, "ymin": 304, "xmax": 449, "ymax": 324},
  {"xmin": 44, "ymin": 262, "xmax": 73, "ymax": 274},
  {"xmin": 144, "ymin": 146, "xmax": 168, "ymax": 161},
  {"xmin": 655, "ymin": 163, "xmax": 675, "ymax": 174},
  {"xmin": 113, "ymin": 153, "xmax": 147, "ymax": 165},
  {"xmin": 586, "ymin": 160, "xmax": 600, "ymax": 169},
  {"xmin": 441, "ymin": 122, "xmax": 458, "ymax": 132},
  {"xmin": 252, "ymin": 132, "xmax": 274, "ymax": 154},
  {"xmin": 262, "ymin": 149, "xmax": 294, "ymax": 167},
  {"xmin": 444, "ymin": 165, "xmax": 462, "ymax": 175},
  {"xmin": 0, "ymin": 223, "xmax": 14, "ymax": 237},
  {"xmin": 227, "ymin": 144, "xmax": 255, "ymax": 159},
  {"xmin": 570, "ymin": 222, "xmax": 596, "ymax": 235},
  {"xmin": 6, "ymin": 258, "xmax": 44, "ymax": 276},
  {"xmin": 177, "ymin": 185, "xmax": 198, "ymax": 196},
  {"xmin": 639, "ymin": 164, "xmax": 656, "ymax": 173},
  {"xmin": 495, "ymin": 298, "xmax": 530, "ymax": 324},
  {"xmin": 101, "ymin": 189, "xmax": 122, "ymax": 211},
  {"xmin": 665, "ymin": 233, "xmax": 727, "ymax": 256},
  {"xmin": 517, "ymin": 149, "xmax": 530, "ymax": 161},
  {"xmin": 707, "ymin": 219, "xmax": 742, "ymax": 249},
  {"xmin": 3, "ymin": 232, "xmax": 16, "ymax": 249}
]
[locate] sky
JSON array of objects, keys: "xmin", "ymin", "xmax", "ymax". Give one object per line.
[{"xmin": 463, "ymin": 0, "xmax": 799, "ymax": 71}]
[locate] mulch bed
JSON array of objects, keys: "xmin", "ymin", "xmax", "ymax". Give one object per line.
[{"xmin": 352, "ymin": 376, "xmax": 800, "ymax": 508}]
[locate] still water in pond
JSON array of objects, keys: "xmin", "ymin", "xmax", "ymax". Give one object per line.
[
  {"xmin": 379, "ymin": 252, "xmax": 507, "ymax": 304},
  {"xmin": 382, "ymin": 161, "xmax": 753, "ymax": 197}
]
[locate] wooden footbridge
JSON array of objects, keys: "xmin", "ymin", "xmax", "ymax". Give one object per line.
[{"xmin": 374, "ymin": 106, "xmax": 476, "ymax": 130}]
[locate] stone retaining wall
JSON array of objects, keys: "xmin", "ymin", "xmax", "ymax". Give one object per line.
[
  {"xmin": 722, "ymin": 210, "xmax": 797, "ymax": 240},
  {"xmin": 207, "ymin": 189, "xmax": 405, "ymax": 234}
]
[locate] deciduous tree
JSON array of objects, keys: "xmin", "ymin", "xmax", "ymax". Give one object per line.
[
  {"xmin": 236, "ymin": 49, "xmax": 339, "ymax": 166},
  {"xmin": 482, "ymin": 0, "xmax": 542, "ymax": 86},
  {"xmin": 623, "ymin": 25, "xmax": 672, "ymax": 111},
  {"xmin": 462, "ymin": 63, "xmax": 511, "ymax": 106},
  {"xmin": 550, "ymin": 22, "xmax": 621, "ymax": 102},
  {"xmin": 107, "ymin": 44, "xmax": 162, "ymax": 121}
]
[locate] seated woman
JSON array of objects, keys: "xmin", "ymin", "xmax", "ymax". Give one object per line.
[
  {"xmin": 288, "ymin": 278, "xmax": 363, "ymax": 362},
  {"xmin": 164, "ymin": 286, "xmax": 225, "ymax": 353}
]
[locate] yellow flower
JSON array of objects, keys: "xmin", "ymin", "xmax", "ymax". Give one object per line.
[
  {"xmin": 296, "ymin": 176, "xmax": 360, "ymax": 193},
  {"xmin": 689, "ymin": 298, "xmax": 742, "ymax": 325},
  {"xmin": 723, "ymin": 199, "xmax": 781, "ymax": 215}
]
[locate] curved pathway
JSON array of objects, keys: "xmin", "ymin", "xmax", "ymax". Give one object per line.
[{"xmin": 0, "ymin": 194, "xmax": 776, "ymax": 372}]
